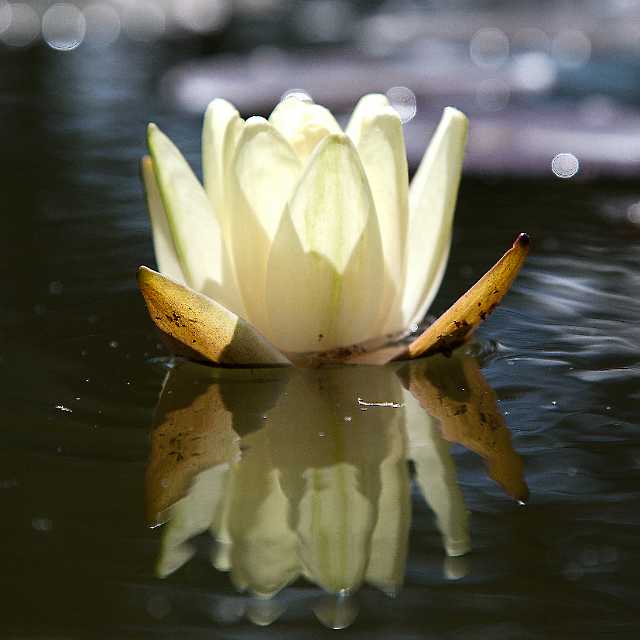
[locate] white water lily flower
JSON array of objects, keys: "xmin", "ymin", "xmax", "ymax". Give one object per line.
[{"xmin": 144, "ymin": 95, "xmax": 468, "ymax": 355}]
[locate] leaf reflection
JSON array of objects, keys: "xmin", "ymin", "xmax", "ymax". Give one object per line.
[{"xmin": 145, "ymin": 350, "xmax": 527, "ymax": 628}]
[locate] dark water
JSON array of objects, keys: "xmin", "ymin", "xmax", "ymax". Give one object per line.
[{"xmin": 1, "ymin": 44, "xmax": 639, "ymax": 638}]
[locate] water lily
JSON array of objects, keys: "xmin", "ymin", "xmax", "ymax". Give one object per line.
[{"xmin": 140, "ymin": 94, "xmax": 529, "ymax": 365}]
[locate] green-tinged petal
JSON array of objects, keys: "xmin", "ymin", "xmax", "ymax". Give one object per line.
[
  {"xmin": 265, "ymin": 134, "xmax": 385, "ymax": 353},
  {"xmin": 297, "ymin": 464, "xmax": 374, "ymax": 593},
  {"xmin": 227, "ymin": 428, "xmax": 299, "ymax": 598},
  {"xmin": 137, "ymin": 266, "xmax": 291, "ymax": 367},
  {"xmin": 202, "ymin": 98, "xmax": 244, "ymax": 235},
  {"xmin": 269, "ymin": 367, "xmax": 402, "ymax": 595},
  {"xmin": 402, "ymin": 108, "xmax": 468, "ymax": 330},
  {"xmin": 364, "ymin": 419, "xmax": 410, "ymax": 595},
  {"xmin": 141, "ymin": 155, "xmax": 185, "ymax": 284},
  {"xmin": 229, "ymin": 117, "xmax": 302, "ymax": 328},
  {"xmin": 210, "ymin": 462, "xmax": 236, "ymax": 572},
  {"xmin": 156, "ymin": 465, "xmax": 230, "ymax": 578},
  {"xmin": 346, "ymin": 93, "xmax": 391, "ymax": 132},
  {"xmin": 269, "ymin": 97, "xmax": 341, "ymax": 162},
  {"xmin": 403, "ymin": 389, "xmax": 471, "ymax": 557},
  {"xmin": 147, "ymin": 123, "xmax": 244, "ymax": 315},
  {"xmin": 347, "ymin": 94, "xmax": 409, "ymax": 335},
  {"xmin": 233, "ymin": 117, "xmax": 301, "ymax": 240}
]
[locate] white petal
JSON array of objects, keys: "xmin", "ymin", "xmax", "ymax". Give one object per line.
[
  {"xmin": 156, "ymin": 465, "xmax": 229, "ymax": 578},
  {"xmin": 346, "ymin": 93, "xmax": 391, "ymax": 135},
  {"xmin": 298, "ymin": 463, "xmax": 374, "ymax": 593},
  {"xmin": 265, "ymin": 134, "xmax": 385, "ymax": 353},
  {"xmin": 364, "ymin": 419, "xmax": 410, "ymax": 595},
  {"xmin": 228, "ymin": 118, "xmax": 301, "ymax": 328},
  {"xmin": 269, "ymin": 97, "xmax": 341, "ymax": 162},
  {"xmin": 227, "ymin": 429, "xmax": 299, "ymax": 598},
  {"xmin": 268, "ymin": 367, "xmax": 398, "ymax": 592},
  {"xmin": 403, "ymin": 388, "xmax": 470, "ymax": 557},
  {"xmin": 400, "ymin": 108, "xmax": 468, "ymax": 331},
  {"xmin": 347, "ymin": 94, "xmax": 409, "ymax": 335},
  {"xmin": 141, "ymin": 155, "xmax": 185, "ymax": 284},
  {"xmin": 233, "ymin": 117, "xmax": 301, "ymax": 239},
  {"xmin": 147, "ymin": 123, "xmax": 244, "ymax": 315},
  {"xmin": 202, "ymin": 98, "xmax": 244, "ymax": 231}
]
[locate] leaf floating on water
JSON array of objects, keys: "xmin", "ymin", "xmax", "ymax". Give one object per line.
[
  {"xmin": 145, "ymin": 370, "xmax": 240, "ymax": 527},
  {"xmin": 137, "ymin": 266, "xmax": 290, "ymax": 367},
  {"xmin": 398, "ymin": 352, "xmax": 529, "ymax": 503},
  {"xmin": 399, "ymin": 233, "xmax": 530, "ymax": 360}
]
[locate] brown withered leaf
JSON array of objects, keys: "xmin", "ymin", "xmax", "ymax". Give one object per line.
[
  {"xmin": 398, "ymin": 353, "xmax": 528, "ymax": 503},
  {"xmin": 396, "ymin": 232, "xmax": 530, "ymax": 361},
  {"xmin": 145, "ymin": 362, "xmax": 290, "ymax": 526},
  {"xmin": 138, "ymin": 266, "xmax": 290, "ymax": 367},
  {"xmin": 145, "ymin": 365, "xmax": 240, "ymax": 526}
]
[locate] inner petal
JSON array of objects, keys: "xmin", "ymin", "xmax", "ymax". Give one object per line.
[{"xmin": 269, "ymin": 97, "xmax": 342, "ymax": 162}]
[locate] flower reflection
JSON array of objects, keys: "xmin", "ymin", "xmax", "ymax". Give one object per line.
[{"xmin": 146, "ymin": 351, "xmax": 527, "ymax": 628}]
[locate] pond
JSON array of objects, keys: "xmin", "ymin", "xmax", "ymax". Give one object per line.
[{"xmin": 1, "ymin": 44, "xmax": 639, "ymax": 638}]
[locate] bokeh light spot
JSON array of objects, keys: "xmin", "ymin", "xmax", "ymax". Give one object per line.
[
  {"xmin": 83, "ymin": 3, "xmax": 121, "ymax": 48},
  {"xmin": 386, "ymin": 86, "xmax": 417, "ymax": 123},
  {"xmin": 510, "ymin": 52, "xmax": 557, "ymax": 92},
  {"xmin": 626, "ymin": 203, "xmax": 640, "ymax": 224},
  {"xmin": 470, "ymin": 27, "xmax": 510, "ymax": 69},
  {"xmin": 1, "ymin": 2, "xmax": 39, "ymax": 47},
  {"xmin": 552, "ymin": 29, "xmax": 591, "ymax": 68},
  {"xmin": 551, "ymin": 153, "xmax": 580, "ymax": 179},
  {"xmin": 42, "ymin": 3, "xmax": 86, "ymax": 51},
  {"xmin": 123, "ymin": 1, "xmax": 165, "ymax": 43},
  {"xmin": 0, "ymin": 1, "xmax": 11, "ymax": 35}
]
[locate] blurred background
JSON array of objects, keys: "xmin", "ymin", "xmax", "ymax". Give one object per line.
[{"xmin": 4, "ymin": 0, "xmax": 640, "ymax": 177}]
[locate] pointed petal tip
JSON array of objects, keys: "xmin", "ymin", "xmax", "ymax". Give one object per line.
[
  {"xmin": 147, "ymin": 123, "xmax": 166, "ymax": 148},
  {"xmin": 137, "ymin": 264, "xmax": 154, "ymax": 281},
  {"xmin": 402, "ymin": 232, "xmax": 530, "ymax": 360},
  {"xmin": 138, "ymin": 265, "xmax": 166, "ymax": 292},
  {"xmin": 137, "ymin": 266, "xmax": 291, "ymax": 367},
  {"xmin": 515, "ymin": 232, "xmax": 531, "ymax": 249},
  {"xmin": 443, "ymin": 106, "xmax": 468, "ymax": 122}
]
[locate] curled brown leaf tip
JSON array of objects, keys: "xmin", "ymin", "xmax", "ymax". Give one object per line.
[
  {"xmin": 396, "ymin": 232, "xmax": 530, "ymax": 361},
  {"xmin": 399, "ymin": 354, "xmax": 529, "ymax": 503}
]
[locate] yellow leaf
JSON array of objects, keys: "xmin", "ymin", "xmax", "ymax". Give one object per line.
[
  {"xmin": 402, "ymin": 232, "xmax": 530, "ymax": 360},
  {"xmin": 398, "ymin": 352, "xmax": 528, "ymax": 502},
  {"xmin": 138, "ymin": 266, "xmax": 290, "ymax": 367}
]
